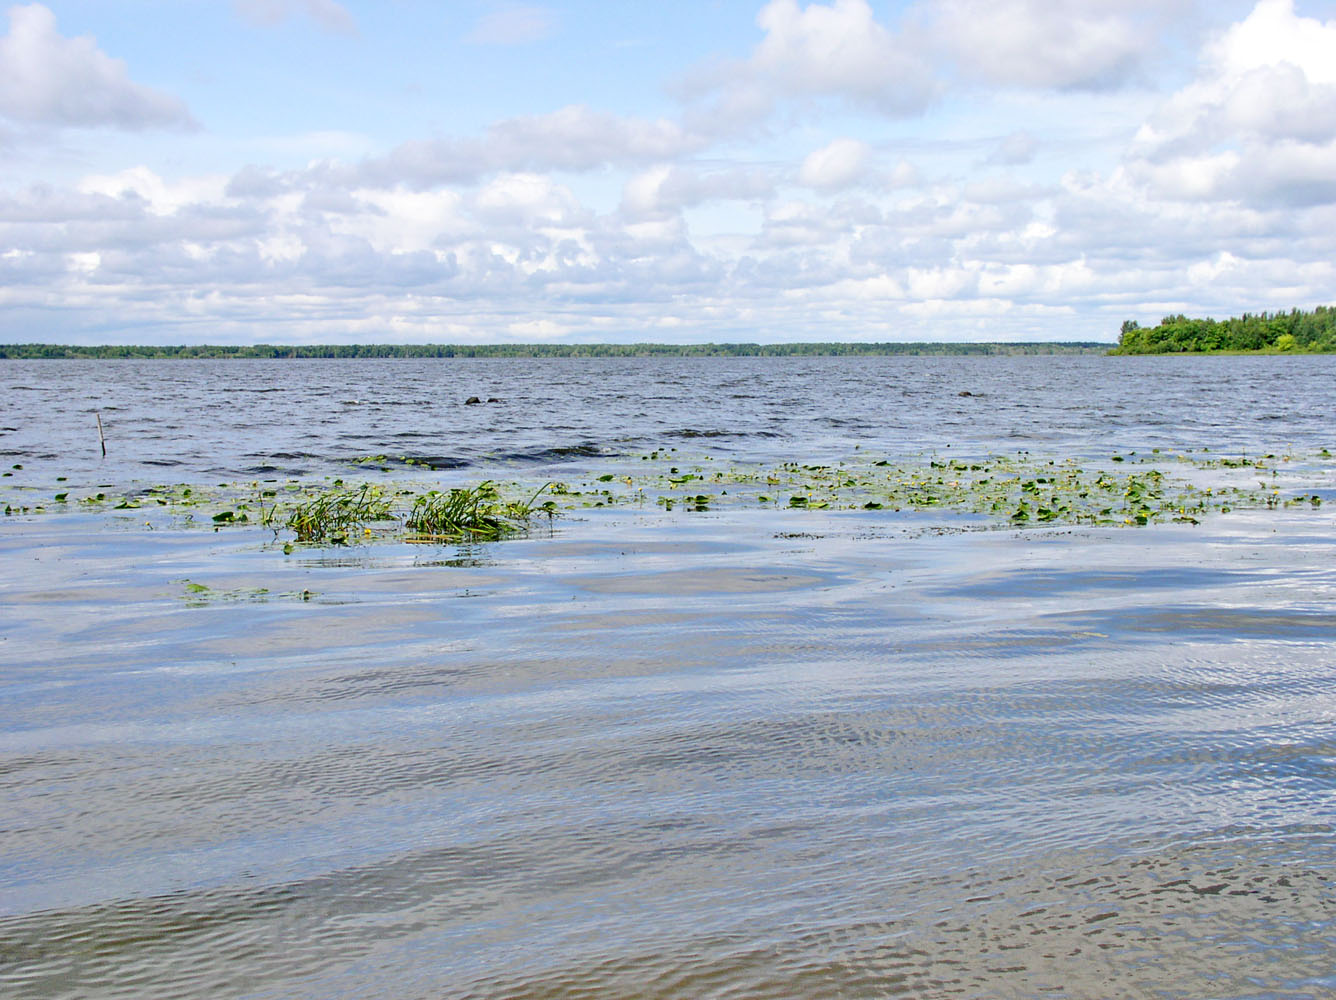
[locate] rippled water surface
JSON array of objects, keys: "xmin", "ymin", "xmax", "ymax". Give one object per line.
[
  {"xmin": 2, "ymin": 355, "xmax": 1335, "ymax": 998},
  {"xmin": 2, "ymin": 354, "xmax": 1335, "ymax": 484}
]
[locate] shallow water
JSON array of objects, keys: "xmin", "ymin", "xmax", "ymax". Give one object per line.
[{"xmin": 2, "ymin": 356, "xmax": 1336, "ymax": 998}]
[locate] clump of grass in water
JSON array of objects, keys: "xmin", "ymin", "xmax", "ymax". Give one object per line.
[
  {"xmin": 286, "ymin": 483, "xmax": 393, "ymax": 543},
  {"xmin": 405, "ymin": 480, "xmax": 553, "ymax": 541}
]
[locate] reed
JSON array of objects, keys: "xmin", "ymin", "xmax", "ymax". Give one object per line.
[
  {"xmin": 404, "ymin": 481, "xmax": 552, "ymax": 541},
  {"xmin": 285, "ymin": 483, "xmax": 394, "ymax": 543}
]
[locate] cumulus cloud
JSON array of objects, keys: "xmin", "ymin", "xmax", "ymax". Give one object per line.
[
  {"xmin": 1128, "ymin": 0, "xmax": 1336, "ymax": 206},
  {"xmin": 0, "ymin": 4, "xmax": 194, "ymax": 129},
  {"xmin": 1138, "ymin": 0, "xmax": 1336, "ymax": 156},
  {"xmin": 359, "ymin": 105, "xmax": 705, "ymax": 188},
  {"xmin": 466, "ymin": 5, "xmax": 557, "ymax": 45},
  {"xmin": 757, "ymin": 199, "xmax": 850, "ymax": 247},
  {"xmin": 678, "ymin": 0, "xmax": 1182, "ymax": 139},
  {"xmin": 11, "ymin": 1, "xmax": 1336, "ymax": 344},
  {"xmin": 234, "ymin": 0, "xmax": 356, "ymax": 34},
  {"xmin": 621, "ymin": 165, "xmax": 773, "ymax": 218},
  {"xmin": 928, "ymin": 0, "xmax": 1157, "ymax": 91},
  {"xmin": 798, "ymin": 138, "xmax": 869, "ymax": 189},
  {"xmin": 751, "ymin": 0, "xmax": 934, "ymax": 110},
  {"xmin": 472, "ymin": 173, "xmax": 586, "ymax": 226},
  {"xmin": 685, "ymin": 0, "xmax": 937, "ymax": 128},
  {"xmin": 77, "ymin": 167, "xmax": 229, "ymax": 215}
]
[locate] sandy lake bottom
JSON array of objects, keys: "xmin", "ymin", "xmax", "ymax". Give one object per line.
[{"xmin": 2, "ymin": 501, "xmax": 1335, "ymax": 999}]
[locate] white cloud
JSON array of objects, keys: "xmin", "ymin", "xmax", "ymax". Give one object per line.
[
  {"xmin": 77, "ymin": 167, "xmax": 228, "ymax": 215},
  {"xmin": 361, "ymin": 105, "xmax": 705, "ymax": 188},
  {"xmin": 507, "ymin": 318, "xmax": 568, "ymax": 337},
  {"xmin": 756, "ymin": 199, "xmax": 849, "ymax": 247},
  {"xmin": 621, "ymin": 165, "xmax": 773, "ymax": 218},
  {"xmin": 686, "ymin": 0, "xmax": 937, "ymax": 127},
  {"xmin": 1127, "ymin": 0, "xmax": 1336, "ymax": 206},
  {"xmin": 0, "ymin": 4, "xmax": 194, "ymax": 129},
  {"xmin": 987, "ymin": 131, "xmax": 1038, "ymax": 166},
  {"xmin": 10, "ymin": 1, "xmax": 1336, "ymax": 345},
  {"xmin": 486, "ymin": 105, "xmax": 700, "ymax": 170},
  {"xmin": 234, "ymin": 0, "xmax": 356, "ymax": 34},
  {"xmin": 466, "ymin": 5, "xmax": 557, "ymax": 45},
  {"xmin": 348, "ymin": 189, "xmax": 466, "ymax": 253},
  {"xmin": 929, "ymin": 0, "xmax": 1156, "ymax": 91},
  {"xmin": 752, "ymin": 0, "xmax": 933, "ymax": 110},
  {"xmin": 1209, "ymin": 0, "xmax": 1336, "ymax": 82},
  {"xmin": 473, "ymin": 173, "xmax": 586, "ymax": 226},
  {"xmin": 798, "ymin": 138, "xmax": 869, "ymax": 189},
  {"xmin": 883, "ymin": 160, "xmax": 920, "ymax": 190}
]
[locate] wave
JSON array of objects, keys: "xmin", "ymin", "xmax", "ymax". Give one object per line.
[{"xmin": 496, "ymin": 442, "xmax": 617, "ymax": 464}]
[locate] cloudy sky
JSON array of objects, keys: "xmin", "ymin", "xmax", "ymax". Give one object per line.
[{"xmin": 2, "ymin": 0, "xmax": 1335, "ymax": 344}]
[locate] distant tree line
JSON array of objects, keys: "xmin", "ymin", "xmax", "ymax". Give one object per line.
[
  {"xmin": 1112, "ymin": 306, "xmax": 1336, "ymax": 354},
  {"xmin": 0, "ymin": 341, "xmax": 1109, "ymax": 360}
]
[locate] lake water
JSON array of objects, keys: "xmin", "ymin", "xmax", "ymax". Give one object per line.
[
  {"xmin": 2, "ymin": 354, "xmax": 1334, "ymax": 485},
  {"xmin": 2, "ymin": 355, "xmax": 1335, "ymax": 999}
]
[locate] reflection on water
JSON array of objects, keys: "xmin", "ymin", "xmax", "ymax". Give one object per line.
[{"xmin": 3, "ymin": 506, "xmax": 1336, "ymax": 998}]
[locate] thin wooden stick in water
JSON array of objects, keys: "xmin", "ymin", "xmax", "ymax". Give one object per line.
[{"xmin": 96, "ymin": 412, "xmax": 105, "ymax": 457}]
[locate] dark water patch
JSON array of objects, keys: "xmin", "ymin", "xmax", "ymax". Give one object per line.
[
  {"xmin": 941, "ymin": 565, "xmax": 1268, "ymax": 600},
  {"xmin": 670, "ymin": 428, "xmax": 736, "ymax": 439},
  {"xmin": 569, "ymin": 566, "xmax": 836, "ymax": 596},
  {"xmin": 397, "ymin": 455, "xmax": 469, "ymax": 470},
  {"xmin": 495, "ymin": 442, "xmax": 618, "ymax": 464},
  {"xmin": 899, "ymin": 627, "xmax": 1113, "ymax": 661},
  {"xmin": 1057, "ymin": 605, "xmax": 1336, "ymax": 643},
  {"xmin": 335, "ymin": 453, "xmax": 470, "ymax": 471}
]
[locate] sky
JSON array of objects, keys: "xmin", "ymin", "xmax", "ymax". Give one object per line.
[{"xmin": 2, "ymin": 0, "xmax": 1335, "ymax": 345}]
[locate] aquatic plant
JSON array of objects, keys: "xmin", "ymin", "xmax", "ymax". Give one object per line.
[
  {"xmin": 285, "ymin": 483, "xmax": 394, "ymax": 543},
  {"xmin": 4, "ymin": 447, "xmax": 1330, "ymax": 543},
  {"xmin": 404, "ymin": 481, "xmax": 553, "ymax": 541}
]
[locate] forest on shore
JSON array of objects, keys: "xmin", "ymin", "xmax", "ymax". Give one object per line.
[
  {"xmin": 0, "ymin": 341, "xmax": 1106, "ymax": 360},
  {"xmin": 1112, "ymin": 306, "xmax": 1336, "ymax": 354}
]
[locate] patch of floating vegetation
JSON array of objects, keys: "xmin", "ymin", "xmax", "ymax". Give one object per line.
[
  {"xmin": 178, "ymin": 580, "xmax": 316, "ymax": 606},
  {"xmin": 404, "ymin": 481, "xmax": 555, "ymax": 543},
  {"xmin": 2, "ymin": 448, "xmax": 1331, "ymax": 546},
  {"xmin": 286, "ymin": 482, "xmax": 395, "ymax": 544},
  {"xmin": 546, "ymin": 447, "xmax": 1330, "ymax": 527}
]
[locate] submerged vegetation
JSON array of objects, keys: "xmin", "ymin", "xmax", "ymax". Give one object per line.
[
  {"xmin": 1112, "ymin": 306, "xmax": 1336, "ymax": 354},
  {"xmin": 0, "ymin": 341, "xmax": 1108, "ymax": 359},
  {"xmin": 405, "ymin": 481, "xmax": 555, "ymax": 541},
  {"xmin": 285, "ymin": 483, "xmax": 395, "ymax": 543},
  {"xmin": 281, "ymin": 481, "xmax": 554, "ymax": 544},
  {"xmin": 2, "ymin": 447, "xmax": 1331, "ymax": 547}
]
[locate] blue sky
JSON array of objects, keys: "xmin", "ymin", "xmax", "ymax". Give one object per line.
[{"xmin": 2, "ymin": 0, "xmax": 1334, "ymax": 344}]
